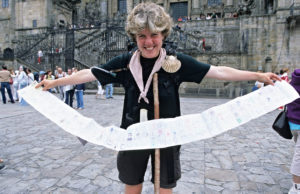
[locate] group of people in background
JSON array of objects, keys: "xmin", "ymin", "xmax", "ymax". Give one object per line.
[
  {"xmin": 0, "ymin": 65, "xmax": 34, "ymax": 104},
  {"xmin": 0, "ymin": 64, "xmax": 114, "ymax": 109},
  {"xmin": 52, "ymin": 66, "xmax": 86, "ymax": 109}
]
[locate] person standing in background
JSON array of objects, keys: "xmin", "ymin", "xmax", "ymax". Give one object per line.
[
  {"xmin": 12, "ymin": 70, "xmax": 19, "ymax": 101},
  {"xmin": 287, "ymin": 69, "xmax": 300, "ymax": 194},
  {"xmin": 38, "ymin": 50, "xmax": 43, "ymax": 64},
  {"xmin": 281, "ymin": 68, "xmax": 290, "ymax": 82},
  {"xmin": 27, "ymin": 69, "xmax": 34, "ymax": 85},
  {"xmin": 105, "ymin": 83, "xmax": 114, "ymax": 99},
  {"xmin": 96, "ymin": 81, "xmax": 105, "ymax": 99},
  {"xmin": 9, "ymin": 69, "xmax": 15, "ymax": 101},
  {"xmin": 55, "ymin": 67, "xmax": 66, "ymax": 100},
  {"xmin": 0, "ymin": 65, "xmax": 15, "ymax": 104},
  {"xmin": 64, "ymin": 69, "xmax": 75, "ymax": 107},
  {"xmin": 75, "ymin": 82, "xmax": 85, "ymax": 109}
]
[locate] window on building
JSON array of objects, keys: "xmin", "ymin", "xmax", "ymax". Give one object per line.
[
  {"xmin": 2, "ymin": 0, "xmax": 9, "ymax": 8},
  {"xmin": 3, "ymin": 48, "xmax": 14, "ymax": 60},
  {"xmin": 207, "ymin": 0, "xmax": 222, "ymax": 6},
  {"xmin": 32, "ymin": 20, "xmax": 37, "ymax": 28},
  {"xmin": 265, "ymin": 0, "xmax": 274, "ymax": 14},
  {"xmin": 170, "ymin": 2, "xmax": 188, "ymax": 21},
  {"xmin": 118, "ymin": 0, "xmax": 127, "ymax": 14}
]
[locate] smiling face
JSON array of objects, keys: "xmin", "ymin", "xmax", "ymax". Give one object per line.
[{"xmin": 136, "ymin": 28, "xmax": 164, "ymax": 59}]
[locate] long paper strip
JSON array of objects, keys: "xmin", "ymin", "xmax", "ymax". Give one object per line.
[{"xmin": 18, "ymin": 81, "xmax": 299, "ymax": 151}]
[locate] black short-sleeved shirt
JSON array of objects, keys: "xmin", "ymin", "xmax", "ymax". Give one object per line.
[{"xmin": 94, "ymin": 52, "xmax": 210, "ymax": 129}]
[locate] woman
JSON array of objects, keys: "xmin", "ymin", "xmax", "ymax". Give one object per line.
[
  {"xmin": 74, "ymin": 69, "xmax": 85, "ymax": 109},
  {"xmin": 64, "ymin": 68, "xmax": 75, "ymax": 107},
  {"xmin": 287, "ymin": 69, "xmax": 300, "ymax": 194},
  {"xmin": 9, "ymin": 69, "xmax": 15, "ymax": 100},
  {"xmin": 37, "ymin": 3, "xmax": 280, "ymax": 194},
  {"xmin": 18, "ymin": 66, "xmax": 29, "ymax": 105},
  {"xmin": 18, "ymin": 66, "xmax": 28, "ymax": 90},
  {"xmin": 45, "ymin": 70, "xmax": 55, "ymax": 93},
  {"xmin": 96, "ymin": 81, "xmax": 105, "ymax": 99},
  {"xmin": 12, "ymin": 70, "xmax": 19, "ymax": 101},
  {"xmin": 26, "ymin": 68, "xmax": 34, "ymax": 85},
  {"xmin": 281, "ymin": 67, "xmax": 290, "ymax": 82}
]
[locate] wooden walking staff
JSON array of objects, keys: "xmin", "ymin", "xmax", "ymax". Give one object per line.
[
  {"xmin": 153, "ymin": 73, "xmax": 160, "ymax": 194},
  {"xmin": 140, "ymin": 73, "xmax": 160, "ymax": 194}
]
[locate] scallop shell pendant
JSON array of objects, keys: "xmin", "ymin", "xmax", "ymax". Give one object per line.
[{"xmin": 162, "ymin": 55, "xmax": 181, "ymax": 73}]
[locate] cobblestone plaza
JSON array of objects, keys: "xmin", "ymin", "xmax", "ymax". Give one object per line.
[{"xmin": 0, "ymin": 94, "xmax": 295, "ymax": 193}]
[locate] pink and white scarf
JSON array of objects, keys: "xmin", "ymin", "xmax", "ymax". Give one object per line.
[{"xmin": 129, "ymin": 48, "xmax": 166, "ymax": 103}]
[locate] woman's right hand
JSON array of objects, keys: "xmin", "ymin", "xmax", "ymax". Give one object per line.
[{"xmin": 36, "ymin": 79, "xmax": 57, "ymax": 91}]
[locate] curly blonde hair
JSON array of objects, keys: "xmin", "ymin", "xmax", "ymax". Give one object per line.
[{"xmin": 126, "ymin": 2, "xmax": 172, "ymax": 41}]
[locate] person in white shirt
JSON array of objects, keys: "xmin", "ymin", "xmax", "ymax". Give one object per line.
[
  {"xmin": 55, "ymin": 67, "xmax": 66, "ymax": 100},
  {"xmin": 64, "ymin": 69, "xmax": 75, "ymax": 107}
]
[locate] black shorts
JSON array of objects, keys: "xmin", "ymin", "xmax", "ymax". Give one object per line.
[{"xmin": 117, "ymin": 145, "xmax": 181, "ymax": 189}]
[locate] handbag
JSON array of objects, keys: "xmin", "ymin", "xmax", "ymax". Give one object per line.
[
  {"xmin": 9, "ymin": 77, "xmax": 13, "ymax": 85},
  {"xmin": 272, "ymin": 106, "xmax": 293, "ymax": 139}
]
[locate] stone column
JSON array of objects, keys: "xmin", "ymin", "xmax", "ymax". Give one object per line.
[
  {"xmin": 127, "ymin": 0, "xmax": 133, "ymax": 14},
  {"xmin": 192, "ymin": 0, "xmax": 199, "ymax": 9},
  {"xmin": 108, "ymin": 0, "xmax": 112, "ymax": 17},
  {"xmin": 112, "ymin": 0, "xmax": 118, "ymax": 16},
  {"xmin": 226, "ymin": 0, "xmax": 233, "ymax": 6},
  {"xmin": 188, "ymin": 0, "xmax": 191, "ymax": 17},
  {"xmin": 100, "ymin": 0, "xmax": 107, "ymax": 17}
]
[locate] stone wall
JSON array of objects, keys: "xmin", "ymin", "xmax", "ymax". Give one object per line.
[
  {"xmin": 15, "ymin": 0, "xmax": 47, "ymax": 29},
  {"xmin": 178, "ymin": 10, "xmax": 300, "ymax": 97},
  {"xmin": 0, "ymin": 0, "xmax": 15, "ymax": 54},
  {"xmin": 0, "ymin": 19, "xmax": 11, "ymax": 52}
]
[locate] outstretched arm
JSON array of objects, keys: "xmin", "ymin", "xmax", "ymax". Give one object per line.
[
  {"xmin": 36, "ymin": 69, "xmax": 96, "ymax": 91},
  {"xmin": 205, "ymin": 66, "xmax": 281, "ymax": 85}
]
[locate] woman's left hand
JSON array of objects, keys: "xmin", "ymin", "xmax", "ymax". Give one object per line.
[{"xmin": 257, "ymin": 72, "xmax": 281, "ymax": 85}]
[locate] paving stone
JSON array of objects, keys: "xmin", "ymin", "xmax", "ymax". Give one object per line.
[
  {"xmin": 37, "ymin": 178, "xmax": 58, "ymax": 190},
  {"xmin": 29, "ymin": 147, "xmax": 45, "ymax": 154},
  {"xmin": 190, "ymin": 161, "xmax": 204, "ymax": 171},
  {"xmin": 43, "ymin": 149, "xmax": 73, "ymax": 160},
  {"xmin": 206, "ymin": 162, "xmax": 222, "ymax": 168},
  {"xmin": 217, "ymin": 155, "xmax": 233, "ymax": 170},
  {"xmin": 93, "ymin": 175, "xmax": 113, "ymax": 187},
  {"xmin": 42, "ymin": 165, "xmax": 77, "ymax": 178},
  {"xmin": 104, "ymin": 168, "xmax": 119, "ymax": 181},
  {"xmin": 222, "ymin": 189, "xmax": 240, "ymax": 194},
  {"xmin": 56, "ymin": 176, "xmax": 72, "ymax": 187},
  {"xmin": 180, "ymin": 170, "xmax": 204, "ymax": 184},
  {"xmin": 174, "ymin": 182, "xmax": 204, "ymax": 194},
  {"xmin": 82, "ymin": 184, "xmax": 98, "ymax": 193},
  {"xmin": 243, "ymin": 152, "xmax": 259, "ymax": 163},
  {"xmin": 0, "ymin": 177, "xmax": 20, "ymax": 189},
  {"xmin": 246, "ymin": 174, "xmax": 275, "ymax": 184},
  {"xmin": 1, "ymin": 180, "xmax": 30, "ymax": 193},
  {"xmin": 205, "ymin": 178, "xmax": 223, "ymax": 186},
  {"xmin": 240, "ymin": 181, "xmax": 258, "ymax": 191},
  {"xmin": 223, "ymin": 182, "xmax": 240, "ymax": 190},
  {"xmin": 78, "ymin": 164, "xmax": 105, "ymax": 179},
  {"xmin": 206, "ymin": 184, "xmax": 224, "ymax": 192},
  {"xmin": 52, "ymin": 188, "xmax": 79, "ymax": 194},
  {"xmin": 67, "ymin": 178, "xmax": 91, "ymax": 189},
  {"xmin": 205, "ymin": 168, "xmax": 238, "ymax": 182}
]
